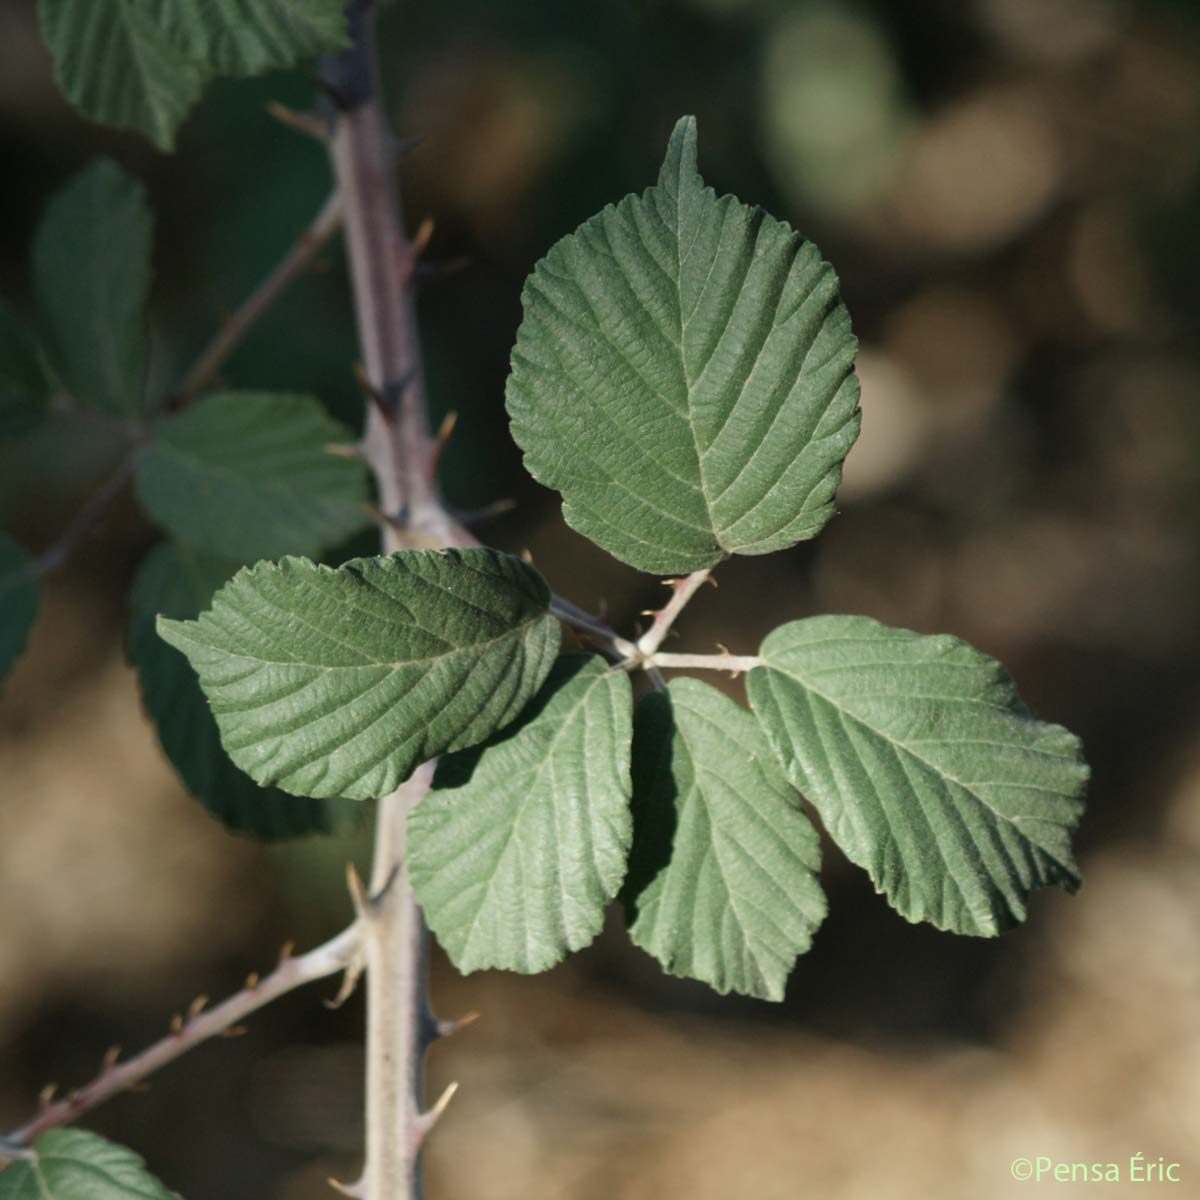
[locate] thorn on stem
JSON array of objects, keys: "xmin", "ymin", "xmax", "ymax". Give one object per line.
[
  {"xmin": 278, "ymin": 941, "xmax": 296, "ymax": 963},
  {"xmin": 189, "ymin": 995, "xmax": 209, "ymax": 1018},
  {"xmin": 346, "ymin": 862, "xmax": 369, "ymax": 916},
  {"xmin": 266, "ymin": 101, "xmax": 329, "ymax": 141},
  {"xmin": 354, "ymin": 362, "xmax": 395, "ymax": 423},
  {"xmin": 519, "ymin": 548, "xmax": 534, "ymax": 564},
  {"xmin": 38, "ymin": 1083, "xmax": 57, "ymax": 1107},
  {"xmin": 427, "ymin": 409, "xmax": 457, "ymax": 482},
  {"xmin": 324, "ymin": 948, "xmax": 365, "ymax": 1010},
  {"xmin": 169, "ymin": 1014, "xmax": 184, "ymax": 1035},
  {"xmin": 244, "ymin": 972, "xmax": 260, "ymax": 992},
  {"xmin": 101, "ymin": 1046, "xmax": 121, "ymax": 1070},
  {"xmin": 363, "ymin": 503, "xmax": 406, "ymax": 532},
  {"xmin": 221, "ymin": 1026, "xmax": 249, "ymax": 1039},
  {"xmin": 325, "ymin": 441, "xmax": 364, "ymax": 460},
  {"xmin": 328, "ymin": 1175, "xmax": 366, "ymax": 1199},
  {"xmin": 414, "ymin": 1081, "xmax": 459, "ymax": 1147},
  {"xmin": 436, "ymin": 1011, "xmax": 480, "ymax": 1039},
  {"xmin": 127, "ymin": 1081, "xmax": 152, "ymax": 1093}
]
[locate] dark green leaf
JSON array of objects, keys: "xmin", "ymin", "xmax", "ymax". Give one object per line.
[
  {"xmin": 623, "ymin": 678, "xmax": 826, "ymax": 1001},
  {"xmin": 32, "ymin": 160, "xmax": 150, "ymax": 415},
  {"xmin": 130, "ymin": 542, "xmax": 350, "ymax": 839},
  {"xmin": 158, "ymin": 549, "xmax": 560, "ymax": 800},
  {"xmin": 135, "ymin": 391, "xmax": 370, "ymax": 562},
  {"xmin": 748, "ymin": 615, "xmax": 1089, "ymax": 936},
  {"xmin": 37, "ymin": 0, "xmax": 348, "ymax": 151},
  {"xmin": 0, "ymin": 299, "xmax": 50, "ymax": 437},
  {"xmin": 410, "ymin": 654, "xmax": 633, "ymax": 973},
  {"xmin": 0, "ymin": 1129, "xmax": 173, "ymax": 1200},
  {"xmin": 0, "ymin": 533, "xmax": 38, "ymax": 688},
  {"xmin": 507, "ymin": 115, "xmax": 861, "ymax": 574}
]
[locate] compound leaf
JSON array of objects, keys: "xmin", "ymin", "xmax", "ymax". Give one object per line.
[
  {"xmin": 507, "ymin": 115, "xmax": 860, "ymax": 575},
  {"xmin": 130, "ymin": 542, "xmax": 349, "ymax": 839},
  {"xmin": 32, "ymin": 159, "xmax": 151, "ymax": 415},
  {"xmin": 135, "ymin": 391, "xmax": 370, "ymax": 562},
  {"xmin": 0, "ymin": 1128, "xmax": 173, "ymax": 1200},
  {"xmin": 158, "ymin": 549, "xmax": 560, "ymax": 800},
  {"xmin": 38, "ymin": 0, "xmax": 347, "ymax": 151},
  {"xmin": 410, "ymin": 654, "xmax": 633, "ymax": 974},
  {"xmin": 623, "ymin": 677, "xmax": 826, "ymax": 1001},
  {"xmin": 0, "ymin": 533, "xmax": 38, "ymax": 688},
  {"xmin": 748, "ymin": 615, "xmax": 1089, "ymax": 937}
]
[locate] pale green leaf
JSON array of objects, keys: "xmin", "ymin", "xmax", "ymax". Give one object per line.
[
  {"xmin": 135, "ymin": 391, "xmax": 370, "ymax": 562},
  {"xmin": 38, "ymin": 0, "xmax": 348, "ymax": 151},
  {"xmin": 32, "ymin": 160, "xmax": 150, "ymax": 415},
  {"xmin": 507, "ymin": 115, "xmax": 861, "ymax": 575},
  {"xmin": 0, "ymin": 533, "xmax": 38, "ymax": 688},
  {"xmin": 130, "ymin": 542, "xmax": 350, "ymax": 839},
  {"xmin": 158, "ymin": 549, "xmax": 560, "ymax": 800},
  {"xmin": 0, "ymin": 299, "xmax": 50, "ymax": 437},
  {"xmin": 410, "ymin": 654, "xmax": 633, "ymax": 974},
  {"xmin": 623, "ymin": 678, "xmax": 826, "ymax": 1001},
  {"xmin": 0, "ymin": 1129, "xmax": 173, "ymax": 1200},
  {"xmin": 747, "ymin": 615, "xmax": 1089, "ymax": 937}
]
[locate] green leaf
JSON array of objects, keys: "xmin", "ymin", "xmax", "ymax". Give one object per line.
[
  {"xmin": 506, "ymin": 115, "xmax": 861, "ymax": 575},
  {"xmin": 409, "ymin": 654, "xmax": 633, "ymax": 974},
  {"xmin": 158, "ymin": 549, "xmax": 560, "ymax": 801},
  {"xmin": 623, "ymin": 678, "xmax": 826, "ymax": 1001},
  {"xmin": 747, "ymin": 615, "xmax": 1089, "ymax": 937},
  {"xmin": 38, "ymin": 0, "xmax": 348, "ymax": 151},
  {"xmin": 130, "ymin": 542, "xmax": 349, "ymax": 839},
  {"xmin": 32, "ymin": 160, "xmax": 151, "ymax": 415},
  {"xmin": 135, "ymin": 391, "xmax": 370, "ymax": 562},
  {"xmin": 0, "ymin": 1128, "xmax": 173, "ymax": 1200},
  {"xmin": 0, "ymin": 299, "xmax": 50, "ymax": 437},
  {"xmin": 0, "ymin": 533, "xmax": 38, "ymax": 688}
]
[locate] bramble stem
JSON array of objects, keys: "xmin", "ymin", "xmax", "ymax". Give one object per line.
[
  {"xmin": 645, "ymin": 650, "xmax": 762, "ymax": 674},
  {"xmin": 636, "ymin": 569, "xmax": 713, "ymax": 658},
  {"xmin": 2, "ymin": 925, "xmax": 360, "ymax": 1151},
  {"xmin": 321, "ymin": 3, "xmax": 465, "ymax": 1196},
  {"xmin": 172, "ymin": 191, "xmax": 344, "ymax": 408}
]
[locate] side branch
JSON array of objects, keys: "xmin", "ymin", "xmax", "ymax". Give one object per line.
[
  {"xmin": 636, "ymin": 569, "xmax": 713, "ymax": 657},
  {"xmin": 645, "ymin": 650, "xmax": 762, "ymax": 674},
  {"xmin": 3, "ymin": 924, "xmax": 361, "ymax": 1151},
  {"xmin": 172, "ymin": 191, "xmax": 344, "ymax": 408}
]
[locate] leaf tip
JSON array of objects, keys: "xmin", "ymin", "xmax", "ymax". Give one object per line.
[{"xmin": 659, "ymin": 114, "xmax": 700, "ymax": 190}]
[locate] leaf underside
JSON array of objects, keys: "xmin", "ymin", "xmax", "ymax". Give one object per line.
[
  {"xmin": 0, "ymin": 1128, "xmax": 174, "ymax": 1200},
  {"xmin": 135, "ymin": 391, "xmax": 370, "ymax": 562},
  {"xmin": 410, "ymin": 654, "xmax": 633, "ymax": 974},
  {"xmin": 32, "ymin": 159, "xmax": 151, "ymax": 415},
  {"xmin": 158, "ymin": 549, "xmax": 560, "ymax": 800},
  {"xmin": 623, "ymin": 677, "xmax": 827, "ymax": 1001},
  {"xmin": 37, "ymin": 0, "xmax": 349, "ymax": 150},
  {"xmin": 507, "ymin": 115, "xmax": 861, "ymax": 575},
  {"xmin": 130, "ymin": 542, "xmax": 349, "ymax": 839},
  {"xmin": 748, "ymin": 615, "xmax": 1089, "ymax": 936},
  {"xmin": 0, "ymin": 533, "xmax": 38, "ymax": 689}
]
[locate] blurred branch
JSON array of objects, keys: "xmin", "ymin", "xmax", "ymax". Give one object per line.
[
  {"xmin": 550, "ymin": 594, "xmax": 638, "ymax": 661},
  {"xmin": 171, "ymin": 191, "xmax": 344, "ymax": 409},
  {"xmin": 1, "ymin": 924, "xmax": 362, "ymax": 1153},
  {"xmin": 34, "ymin": 454, "xmax": 137, "ymax": 575}
]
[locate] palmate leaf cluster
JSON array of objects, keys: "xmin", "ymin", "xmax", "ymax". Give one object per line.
[{"xmin": 148, "ymin": 119, "xmax": 1087, "ymax": 1002}]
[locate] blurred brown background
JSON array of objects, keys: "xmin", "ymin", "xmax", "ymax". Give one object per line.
[{"xmin": 2, "ymin": 0, "xmax": 1199, "ymax": 1195}]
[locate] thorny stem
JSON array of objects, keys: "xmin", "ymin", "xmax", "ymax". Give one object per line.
[
  {"xmin": 643, "ymin": 651, "xmax": 762, "ymax": 674},
  {"xmin": 636, "ymin": 569, "xmax": 713, "ymax": 658},
  {"xmin": 172, "ymin": 191, "xmax": 344, "ymax": 409},
  {"xmin": 321, "ymin": 3, "xmax": 466, "ymax": 1196},
  {"xmin": 2, "ymin": 926, "xmax": 361, "ymax": 1150}
]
